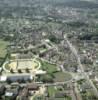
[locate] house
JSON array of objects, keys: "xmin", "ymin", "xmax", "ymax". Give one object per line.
[
  {"xmin": 95, "ymin": 76, "xmax": 98, "ymax": 82},
  {"xmin": 79, "ymin": 82, "xmax": 92, "ymax": 92},
  {"xmin": 0, "ymin": 85, "xmax": 6, "ymax": 96},
  {"xmin": 0, "ymin": 76, "xmax": 7, "ymax": 82},
  {"xmin": 94, "ymin": 73, "xmax": 98, "ymax": 82},
  {"xmin": 96, "ymin": 60, "xmax": 98, "ymax": 64},
  {"xmin": 17, "ymin": 88, "xmax": 29, "ymax": 100},
  {"xmin": 20, "ymin": 88, "xmax": 28, "ymax": 97},
  {"xmin": 27, "ymin": 83, "xmax": 39, "ymax": 91},
  {"xmin": 55, "ymin": 92, "xmax": 66, "ymax": 98},
  {"xmin": 17, "ymin": 53, "xmax": 32, "ymax": 59},
  {"xmin": 5, "ymin": 87, "xmax": 19, "ymax": 98},
  {"xmin": 35, "ymin": 70, "xmax": 46, "ymax": 75},
  {"xmin": 5, "ymin": 92, "xmax": 13, "ymax": 97},
  {"xmin": 18, "ymin": 96, "xmax": 29, "ymax": 100},
  {"xmin": 47, "ymin": 97, "xmax": 56, "ymax": 100}
]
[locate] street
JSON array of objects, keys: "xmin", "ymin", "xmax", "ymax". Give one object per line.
[{"xmin": 64, "ymin": 34, "xmax": 98, "ymax": 97}]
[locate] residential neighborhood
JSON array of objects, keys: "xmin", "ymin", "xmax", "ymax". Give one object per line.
[{"xmin": 1, "ymin": 0, "xmax": 98, "ymax": 100}]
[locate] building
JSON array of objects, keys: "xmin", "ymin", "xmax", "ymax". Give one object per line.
[
  {"xmin": 0, "ymin": 76, "xmax": 7, "ymax": 82},
  {"xmin": 27, "ymin": 83, "xmax": 39, "ymax": 91},
  {"xmin": 17, "ymin": 88, "xmax": 29, "ymax": 100},
  {"xmin": 0, "ymin": 85, "xmax": 6, "ymax": 96},
  {"xmin": 5, "ymin": 86, "xmax": 19, "ymax": 98},
  {"xmin": 7, "ymin": 74, "xmax": 33, "ymax": 82},
  {"xmin": 55, "ymin": 92, "xmax": 66, "ymax": 98}
]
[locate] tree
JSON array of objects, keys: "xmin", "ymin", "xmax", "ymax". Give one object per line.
[
  {"xmin": 7, "ymin": 78, "xmax": 12, "ymax": 84},
  {"xmin": 48, "ymin": 35, "xmax": 60, "ymax": 44},
  {"xmin": 10, "ymin": 69, "xmax": 14, "ymax": 73},
  {"xmin": 18, "ymin": 69, "xmax": 22, "ymax": 73},
  {"xmin": 25, "ymin": 68, "xmax": 29, "ymax": 73},
  {"xmin": 40, "ymin": 74, "xmax": 53, "ymax": 83}
]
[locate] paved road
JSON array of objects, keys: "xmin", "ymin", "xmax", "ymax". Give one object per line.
[
  {"xmin": 60, "ymin": 65, "xmax": 66, "ymax": 72},
  {"xmin": 37, "ymin": 80, "xmax": 73, "ymax": 86},
  {"xmin": 3, "ymin": 80, "xmax": 73, "ymax": 88},
  {"xmin": 64, "ymin": 35, "xmax": 98, "ymax": 97},
  {"xmin": 74, "ymin": 83, "xmax": 82, "ymax": 100},
  {"xmin": 70, "ymin": 82, "xmax": 77, "ymax": 100}
]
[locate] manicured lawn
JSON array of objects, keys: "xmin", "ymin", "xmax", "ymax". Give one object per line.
[
  {"xmin": 56, "ymin": 97, "xmax": 72, "ymax": 100},
  {"xmin": 33, "ymin": 95, "xmax": 45, "ymax": 100},
  {"xmin": 47, "ymin": 86, "xmax": 72, "ymax": 100},
  {"xmin": 54, "ymin": 98, "xmax": 66, "ymax": 100},
  {"xmin": 48, "ymin": 86, "xmax": 56, "ymax": 97},
  {"xmin": 53, "ymin": 72, "xmax": 72, "ymax": 82},
  {"xmin": 40, "ymin": 60, "xmax": 58, "ymax": 74},
  {"xmin": 0, "ymin": 39, "xmax": 9, "ymax": 58}
]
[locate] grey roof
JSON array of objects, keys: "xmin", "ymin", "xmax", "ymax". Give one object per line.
[{"xmin": 7, "ymin": 75, "xmax": 32, "ymax": 82}]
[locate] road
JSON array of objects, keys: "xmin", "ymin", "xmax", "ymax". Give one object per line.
[
  {"xmin": 64, "ymin": 35, "xmax": 98, "ymax": 97},
  {"xmin": 70, "ymin": 82, "xmax": 78, "ymax": 100},
  {"xmin": 74, "ymin": 83, "xmax": 82, "ymax": 100},
  {"xmin": 36, "ymin": 74, "xmax": 73, "ymax": 86}
]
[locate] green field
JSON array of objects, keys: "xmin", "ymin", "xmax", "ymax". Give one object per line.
[
  {"xmin": 48, "ymin": 86, "xmax": 57, "ymax": 97},
  {"xmin": 39, "ymin": 59, "xmax": 72, "ymax": 82},
  {"xmin": 40, "ymin": 60, "xmax": 58, "ymax": 74},
  {"xmin": 47, "ymin": 86, "xmax": 72, "ymax": 100},
  {"xmin": 53, "ymin": 72, "xmax": 72, "ymax": 82},
  {"xmin": 0, "ymin": 39, "xmax": 9, "ymax": 58}
]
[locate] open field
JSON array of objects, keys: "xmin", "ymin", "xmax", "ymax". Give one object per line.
[
  {"xmin": 38, "ymin": 59, "xmax": 72, "ymax": 82},
  {"xmin": 48, "ymin": 86, "xmax": 57, "ymax": 97},
  {"xmin": 53, "ymin": 72, "xmax": 72, "ymax": 82},
  {"xmin": 47, "ymin": 86, "xmax": 72, "ymax": 100},
  {"xmin": 38, "ymin": 59, "xmax": 58, "ymax": 74},
  {"xmin": 40, "ymin": 60, "xmax": 58, "ymax": 74}
]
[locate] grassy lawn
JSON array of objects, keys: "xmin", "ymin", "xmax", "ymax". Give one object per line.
[
  {"xmin": 56, "ymin": 97, "xmax": 72, "ymax": 100},
  {"xmin": 39, "ymin": 59, "xmax": 72, "ymax": 82},
  {"xmin": 0, "ymin": 39, "xmax": 9, "ymax": 58},
  {"xmin": 33, "ymin": 95, "xmax": 45, "ymax": 100},
  {"xmin": 47, "ymin": 86, "xmax": 72, "ymax": 100},
  {"xmin": 5, "ymin": 63, "xmax": 10, "ymax": 70},
  {"xmin": 53, "ymin": 72, "xmax": 72, "ymax": 82},
  {"xmin": 48, "ymin": 86, "xmax": 57, "ymax": 97},
  {"xmin": 38, "ymin": 59, "xmax": 72, "ymax": 83},
  {"xmin": 54, "ymin": 98, "xmax": 67, "ymax": 100},
  {"xmin": 40, "ymin": 60, "xmax": 58, "ymax": 74}
]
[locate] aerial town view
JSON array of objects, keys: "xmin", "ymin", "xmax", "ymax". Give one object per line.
[{"xmin": 1, "ymin": 0, "xmax": 98, "ymax": 100}]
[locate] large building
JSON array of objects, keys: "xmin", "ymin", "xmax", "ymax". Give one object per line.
[{"xmin": 7, "ymin": 74, "xmax": 33, "ymax": 82}]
